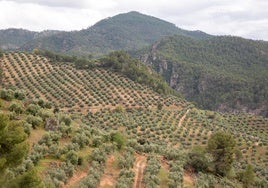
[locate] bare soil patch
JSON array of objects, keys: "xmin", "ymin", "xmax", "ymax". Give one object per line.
[{"xmin": 98, "ymin": 154, "xmax": 119, "ymax": 188}]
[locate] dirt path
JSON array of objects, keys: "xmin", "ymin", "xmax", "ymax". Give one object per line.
[
  {"xmin": 62, "ymin": 169, "xmax": 88, "ymax": 188},
  {"xmin": 178, "ymin": 109, "xmax": 190, "ymax": 127},
  {"xmin": 98, "ymin": 155, "xmax": 119, "ymax": 188},
  {"xmin": 183, "ymin": 172, "xmax": 194, "ymax": 188},
  {"xmin": 133, "ymin": 154, "xmax": 147, "ymax": 188}
]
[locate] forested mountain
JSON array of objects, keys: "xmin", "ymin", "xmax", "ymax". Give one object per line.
[
  {"xmin": 9, "ymin": 11, "xmax": 210, "ymax": 56},
  {"xmin": 0, "ymin": 29, "xmax": 61, "ymax": 50},
  {"xmin": 1, "ymin": 11, "xmax": 267, "ymax": 117},
  {"xmin": 141, "ymin": 35, "xmax": 268, "ymax": 116}
]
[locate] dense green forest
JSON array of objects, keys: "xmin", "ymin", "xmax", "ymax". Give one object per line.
[
  {"xmin": 142, "ymin": 35, "xmax": 268, "ymax": 116},
  {"xmin": 0, "ymin": 29, "xmax": 61, "ymax": 50}
]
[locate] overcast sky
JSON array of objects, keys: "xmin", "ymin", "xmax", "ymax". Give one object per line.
[{"xmin": 0, "ymin": 0, "xmax": 267, "ymax": 40}]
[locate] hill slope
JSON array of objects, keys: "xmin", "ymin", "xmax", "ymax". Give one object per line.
[
  {"xmin": 0, "ymin": 52, "xmax": 267, "ymax": 187},
  {"xmin": 19, "ymin": 11, "xmax": 210, "ymax": 55},
  {"xmin": 0, "ymin": 52, "xmax": 189, "ymax": 113},
  {"xmin": 141, "ymin": 35, "xmax": 268, "ymax": 117}
]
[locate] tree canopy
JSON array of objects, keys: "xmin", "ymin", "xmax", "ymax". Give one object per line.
[
  {"xmin": 100, "ymin": 51, "xmax": 179, "ymax": 96},
  {"xmin": 207, "ymin": 131, "xmax": 236, "ymax": 176},
  {"xmin": 0, "ymin": 114, "xmax": 29, "ymax": 172}
]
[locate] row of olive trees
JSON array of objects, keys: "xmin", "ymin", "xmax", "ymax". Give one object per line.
[
  {"xmin": 143, "ymin": 155, "xmax": 161, "ymax": 187},
  {"xmin": 168, "ymin": 160, "xmax": 184, "ymax": 188},
  {"xmin": 116, "ymin": 147, "xmax": 135, "ymax": 188},
  {"xmin": 1, "ymin": 88, "xmax": 26, "ymax": 101},
  {"xmin": 79, "ymin": 146, "xmax": 109, "ymax": 187}
]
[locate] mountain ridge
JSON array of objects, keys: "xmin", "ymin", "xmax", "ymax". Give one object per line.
[
  {"xmin": 0, "ymin": 28, "xmax": 62, "ymax": 50},
  {"xmin": 1, "ymin": 11, "xmax": 211, "ymax": 55}
]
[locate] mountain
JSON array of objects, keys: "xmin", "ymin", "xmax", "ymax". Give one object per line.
[
  {"xmin": 1, "ymin": 11, "xmax": 267, "ymax": 116},
  {"xmin": 0, "ymin": 51, "xmax": 267, "ymax": 187},
  {"xmin": 15, "ymin": 11, "xmax": 210, "ymax": 56},
  {"xmin": 141, "ymin": 35, "xmax": 268, "ymax": 117},
  {"xmin": 0, "ymin": 28, "xmax": 61, "ymax": 50}
]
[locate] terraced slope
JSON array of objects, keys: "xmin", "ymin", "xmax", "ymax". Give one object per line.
[{"xmin": 0, "ymin": 52, "xmax": 190, "ymax": 113}]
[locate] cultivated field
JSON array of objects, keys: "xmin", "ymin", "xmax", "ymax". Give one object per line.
[{"xmin": 0, "ymin": 52, "xmax": 267, "ymax": 187}]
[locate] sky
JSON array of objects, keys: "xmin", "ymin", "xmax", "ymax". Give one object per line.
[{"xmin": 0, "ymin": 0, "xmax": 268, "ymax": 40}]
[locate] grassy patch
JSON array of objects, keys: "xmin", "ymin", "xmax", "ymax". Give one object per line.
[{"xmin": 158, "ymin": 167, "xmax": 169, "ymax": 188}]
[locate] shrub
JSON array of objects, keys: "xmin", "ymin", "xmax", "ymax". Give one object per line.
[
  {"xmin": 12, "ymin": 168, "xmax": 45, "ymax": 188},
  {"xmin": 111, "ymin": 132, "xmax": 126, "ymax": 150},
  {"xmin": 186, "ymin": 146, "xmax": 209, "ymax": 173},
  {"xmin": 72, "ymin": 133, "xmax": 90, "ymax": 149},
  {"xmin": 26, "ymin": 115, "xmax": 43, "ymax": 129},
  {"xmin": 164, "ymin": 148, "xmax": 185, "ymax": 161},
  {"xmin": 23, "ymin": 122, "xmax": 32, "ymax": 136},
  {"xmin": 14, "ymin": 90, "xmax": 26, "ymax": 100},
  {"xmin": 65, "ymin": 150, "xmax": 78, "ymax": 165},
  {"xmin": 91, "ymin": 148, "xmax": 107, "ymax": 164},
  {"xmin": 1, "ymin": 89, "xmax": 14, "ymax": 101},
  {"xmin": 9, "ymin": 102, "xmax": 24, "ymax": 114},
  {"xmin": 116, "ymin": 170, "xmax": 135, "ymax": 188},
  {"xmin": 58, "ymin": 122, "xmax": 71, "ymax": 137},
  {"xmin": 38, "ymin": 133, "xmax": 53, "ymax": 146},
  {"xmin": 48, "ymin": 144, "xmax": 60, "ymax": 158},
  {"xmin": 237, "ymin": 164, "xmax": 255, "ymax": 188},
  {"xmin": 26, "ymin": 104, "xmax": 41, "ymax": 116},
  {"xmin": 47, "ymin": 167, "xmax": 67, "ymax": 186},
  {"xmin": 194, "ymin": 173, "xmax": 217, "ymax": 188},
  {"xmin": 37, "ymin": 109, "xmax": 53, "ymax": 120},
  {"xmin": 92, "ymin": 136, "xmax": 104, "ymax": 147},
  {"xmin": 58, "ymin": 113, "xmax": 72, "ymax": 126}
]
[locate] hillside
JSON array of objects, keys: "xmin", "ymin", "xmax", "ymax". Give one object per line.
[
  {"xmin": 8, "ymin": 11, "xmax": 211, "ymax": 56},
  {"xmin": 0, "ymin": 51, "xmax": 185, "ymax": 113},
  {"xmin": 0, "ymin": 51, "xmax": 267, "ymax": 187},
  {"xmin": 141, "ymin": 35, "xmax": 268, "ymax": 117},
  {"xmin": 0, "ymin": 28, "xmax": 61, "ymax": 50}
]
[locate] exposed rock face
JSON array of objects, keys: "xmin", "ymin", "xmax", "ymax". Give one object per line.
[
  {"xmin": 141, "ymin": 41, "xmax": 268, "ymax": 117},
  {"xmin": 45, "ymin": 117, "xmax": 59, "ymax": 131}
]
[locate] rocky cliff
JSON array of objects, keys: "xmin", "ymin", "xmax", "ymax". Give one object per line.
[{"xmin": 141, "ymin": 35, "xmax": 268, "ymax": 117}]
